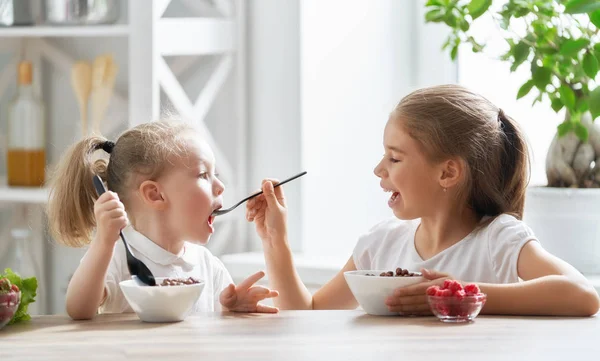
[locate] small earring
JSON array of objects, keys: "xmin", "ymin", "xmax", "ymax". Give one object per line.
[{"xmin": 443, "ymin": 187, "xmax": 447, "ymax": 192}]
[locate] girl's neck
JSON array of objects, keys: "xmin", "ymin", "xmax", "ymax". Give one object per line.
[
  {"xmin": 414, "ymin": 206, "xmax": 480, "ymax": 260},
  {"xmin": 132, "ymin": 214, "xmax": 185, "ymax": 255}
]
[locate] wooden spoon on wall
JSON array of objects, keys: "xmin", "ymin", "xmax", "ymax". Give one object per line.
[{"xmin": 70, "ymin": 61, "xmax": 92, "ymax": 137}]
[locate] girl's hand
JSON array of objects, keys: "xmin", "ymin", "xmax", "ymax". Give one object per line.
[
  {"xmin": 385, "ymin": 269, "xmax": 453, "ymax": 316},
  {"xmin": 246, "ymin": 179, "xmax": 288, "ymax": 247},
  {"xmin": 219, "ymin": 271, "xmax": 279, "ymax": 313},
  {"xmin": 93, "ymin": 191, "xmax": 128, "ymax": 247}
]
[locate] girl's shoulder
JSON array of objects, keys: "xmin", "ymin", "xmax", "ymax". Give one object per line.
[{"xmin": 480, "ymin": 213, "xmax": 536, "ymax": 240}]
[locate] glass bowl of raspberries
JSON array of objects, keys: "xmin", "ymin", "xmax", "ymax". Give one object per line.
[
  {"xmin": 0, "ymin": 277, "xmax": 21, "ymax": 329},
  {"xmin": 426, "ymin": 280, "xmax": 486, "ymax": 323}
]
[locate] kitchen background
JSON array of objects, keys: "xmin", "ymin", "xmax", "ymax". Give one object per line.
[{"xmin": 1, "ymin": 0, "xmax": 599, "ymax": 315}]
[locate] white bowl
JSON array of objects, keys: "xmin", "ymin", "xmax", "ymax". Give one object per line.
[
  {"xmin": 119, "ymin": 277, "xmax": 205, "ymax": 323},
  {"xmin": 344, "ymin": 270, "xmax": 425, "ymax": 316}
]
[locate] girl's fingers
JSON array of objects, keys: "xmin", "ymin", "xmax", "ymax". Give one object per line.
[
  {"xmin": 237, "ymin": 271, "xmax": 266, "ymax": 290},
  {"xmin": 255, "ymin": 303, "xmax": 279, "ymax": 314}
]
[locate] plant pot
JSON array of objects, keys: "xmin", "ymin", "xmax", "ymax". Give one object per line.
[{"xmin": 524, "ymin": 186, "xmax": 600, "ymax": 275}]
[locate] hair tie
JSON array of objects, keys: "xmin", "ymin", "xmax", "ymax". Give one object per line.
[
  {"xmin": 96, "ymin": 140, "xmax": 115, "ymax": 154},
  {"xmin": 498, "ymin": 109, "xmax": 506, "ymax": 130}
]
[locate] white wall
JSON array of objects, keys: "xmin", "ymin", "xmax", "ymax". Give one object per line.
[
  {"xmin": 300, "ymin": 0, "xmax": 415, "ymax": 257},
  {"xmin": 246, "ymin": 0, "xmax": 303, "ymax": 252}
]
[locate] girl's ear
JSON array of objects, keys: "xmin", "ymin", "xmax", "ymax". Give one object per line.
[
  {"xmin": 439, "ymin": 157, "xmax": 464, "ymax": 189},
  {"xmin": 139, "ymin": 180, "xmax": 167, "ymax": 210}
]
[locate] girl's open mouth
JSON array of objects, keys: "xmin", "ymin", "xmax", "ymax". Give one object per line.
[
  {"xmin": 388, "ymin": 192, "xmax": 400, "ymax": 207},
  {"xmin": 207, "ymin": 215, "xmax": 215, "ymax": 233}
]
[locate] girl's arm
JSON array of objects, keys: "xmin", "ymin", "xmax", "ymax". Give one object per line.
[
  {"xmin": 391, "ymin": 242, "xmax": 599, "ymax": 317},
  {"xmin": 479, "ymin": 241, "xmax": 600, "ymax": 316},
  {"xmin": 65, "ymin": 239, "xmax": 114, "ymax": 319},
  {"xmin": 248, "ymin": 180, "xmax": 359, "ymax": 310},
  {"xmin": 65, "ymin": 191, "xmax": 126, "ymax": 320}
]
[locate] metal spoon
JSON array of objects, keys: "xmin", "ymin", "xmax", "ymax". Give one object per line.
[
  {"xmin": 212, "ymin": 171, "xmax": 307, "ymax": 216},
  {"xmin": 92, "ymin": 175, "xmax": 156, "ymax": 286}
]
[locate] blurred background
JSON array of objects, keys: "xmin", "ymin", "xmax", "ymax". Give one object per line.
[{"xmin": 0, "ymin": 0, "xmax": 595, "ymax": 315}]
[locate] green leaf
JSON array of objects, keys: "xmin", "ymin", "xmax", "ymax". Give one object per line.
[
  {"xmin": 460, "ymin": 19, "xmax": 470, "ymax": 31},
  {"xmin": 557, "ymin": 121, "xmax": 573, "ymax": 136},
  {"xmin": 533, "ymin": 67, "xmax": 553, "ymax": 89},
  {"xmin": 511, "ymin": 42, "xmax": 530, "ymax": 71},
  {"xmin": 574, "ymin": 121, "xmax": 589, "ymax": 142},
  {"xmin": 583, "ymin": 51, "xmax": 599, "ymax": 78},
  {"xmin": 517, "ymin": 80, "xmax": 535, "ymax": 99},
  {"xmin": 468, "ymin": 0, "xmax": 492, "ymax": 20},
  {"xmin": 590, "ymin": 86, "xmax": 600, "ymax": 120},
  {"xmin": 425, "ymin": 8, "xmax": 446, "ymax": 22},
  {"xmin": 2, "ymin": 268, "xmax": 37, "ymax": 325},
  {"xmin": 559, "ymin": 38, "xmax": 590, "ymax": 57},
  {"xmin": 590, "ymin": 10, "xmax": 600, "ymax": 27},
  {"xmin": 576, "ymin": 97, "xmax": 589, "ymax": 112},
  {"xmin": 444, "ymin": 13, "xmax": 458, "ymax": 27},
  {"xmin": 594, "ymin": 44, "xmax": 600, "ymax": 60},
  {"xmin": 564, "ymin": 0, "xmax": 600, "ymax": 14},
  {"xmin": 451, "ymin": 44, "xmax": 459, "ymax": 60},
  {"xmin": 559, "ymin": 85, "xmax": 576, "ymax": 111},
  {"xmin": 551, "ymin": 96, "xmax": 564, "ymax": 112},
  {"xmin": 426, "ymin": 0, "xmax": 444, "ymax": 6}
]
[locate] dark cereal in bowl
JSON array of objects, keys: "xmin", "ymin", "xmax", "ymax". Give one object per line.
[
  {"xmin": 158, "ymin": 277, "xmax": 201, "ymax": 286},
  {"xmin": 365, "ymin": 268, "xmax": 422, "ymax": 277}
]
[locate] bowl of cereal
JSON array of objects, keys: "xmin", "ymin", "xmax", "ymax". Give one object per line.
[
  {"xmin": 119, "ymin": 277, "xmax": 204, "ymax": 323},
  {"xmin": 344, "ymin": 268, "xmax": 425, "ymax": 316}
]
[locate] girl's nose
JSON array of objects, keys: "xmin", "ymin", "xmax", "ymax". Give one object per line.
[
  {"xmin": 374, "ymin": 159, "xmax": 385, "ymax": 178},
  {"xmin": 214, "ymin": 178, "xmax": 225, "ymax": 196}
]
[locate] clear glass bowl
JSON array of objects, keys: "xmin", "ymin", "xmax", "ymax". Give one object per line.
[
  {"xmin": 427, "ymin": 294, "xmax": 486, "ymax": 323},
  {"xmin": 0, "ymin": 291, "xmax": 21, "ymax": 329}
]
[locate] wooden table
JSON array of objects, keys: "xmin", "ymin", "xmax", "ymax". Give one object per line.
[{"xmin": 1, "ymin": 311, "xmax": 598, "ymax": 360}]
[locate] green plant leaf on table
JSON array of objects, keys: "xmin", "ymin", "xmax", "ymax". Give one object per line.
[{"xmin": 1, "ymin": 268, "xmax": 37, "ymax": 325}]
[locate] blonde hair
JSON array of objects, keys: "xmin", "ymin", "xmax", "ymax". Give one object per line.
[
  {"xmin": 394, "ymin": 84, "xmax": 530, "ymax": 219},
  {"xmin": 47, "ymin": 121, "xmax": 196, "ymax": 247}
]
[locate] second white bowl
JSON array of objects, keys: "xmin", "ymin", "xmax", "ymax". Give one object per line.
[{"xmin": 344, "ymin": 270, "xmax": 425, "ymax": 316}]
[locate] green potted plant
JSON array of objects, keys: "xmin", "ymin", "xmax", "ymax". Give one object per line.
[{"xmin": 424, "ymin": 0, "xmax": 600, "ymax": 274}]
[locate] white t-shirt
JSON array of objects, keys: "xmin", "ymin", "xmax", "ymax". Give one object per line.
[
  {"xmin": 90, "ymin": 227, "xmax": 234, "ymax": 314},
  {"xmin": 352, "ymin": 214, "xmax": 538, "ymax": 284}
]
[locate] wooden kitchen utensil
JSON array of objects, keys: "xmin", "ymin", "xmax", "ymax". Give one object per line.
[
  {"xmin": 70, "ymin": 61, "xmax": 92, "ymax": 137},
  {"xmin": 91, "ymin": 54, "xmax": 118, "ymax": 134}
]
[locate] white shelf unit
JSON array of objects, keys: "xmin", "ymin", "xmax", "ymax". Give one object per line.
[
  {"xmin": 0, "ymin": 0, "xmax": 247, "ymax": 315},
  {"xmin": 0, "ymin": 25, "xmax": 130, "ymax": 38}
]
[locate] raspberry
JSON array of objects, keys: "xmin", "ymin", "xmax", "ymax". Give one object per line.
[
  {"xmin": 426, "ymin": 286, "xmax": 439, "ymax": 296},
  {"xmin": 435, "ymin": 289, "xmax": 445, "ymax": 297},
  {"xmin": 436, "ymin": 304, "xmax": 450, "ymax": 316},
  {"xmin": 454, "ymin": 289, "xmax": 466, "ymax": 300},
  {"xmin": 442, "ymin": 279, "xmax": 463, "ymax": 294},
  {"xmin": 440, "ymin": 289, "xmax": 452, "ymax": 297},
  {"xmin": 10, "ymin": 284, "xmax": 19, "ymax": 293},
  {"xmin": 442, "ymin": 279, "xmax": 453, "ymax": 290},
  {"xmin": 464, "ymin": 283, "xmax": 480, "ymax": 296}
]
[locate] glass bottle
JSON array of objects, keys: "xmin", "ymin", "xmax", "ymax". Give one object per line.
[{"xmin": 7, "ymin": 61, "xmax": 46, "ymax": 187}]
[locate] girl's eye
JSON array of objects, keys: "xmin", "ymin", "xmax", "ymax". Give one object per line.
[
  {"xmin": 388, "ymin": 158, "xmax": 400, "ymax": 163},
  {"xmin": 198, "ymin": 172, "xmax": 209, "ymax": 179}
]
